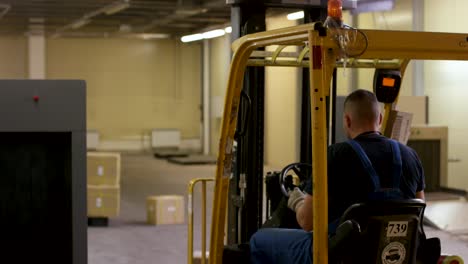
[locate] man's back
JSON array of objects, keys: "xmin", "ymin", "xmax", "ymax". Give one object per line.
[{"xmin": 326, "ymin": 132, "xmax": 425, "ymax": 222}]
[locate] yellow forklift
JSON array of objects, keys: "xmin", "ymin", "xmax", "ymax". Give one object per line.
[{"xmin": 188, "ymin": 5, "xmax": 467, "ymax": 264}]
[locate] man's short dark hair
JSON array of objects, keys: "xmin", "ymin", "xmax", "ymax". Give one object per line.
[{"xmin": 343, "ymin": 89, "xmax": 380, "ymax": 124}]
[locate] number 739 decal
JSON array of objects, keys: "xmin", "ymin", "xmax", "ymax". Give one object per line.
[{"xmin": 386, "ymin": 221, "xmax": 409, "ymax": 237}]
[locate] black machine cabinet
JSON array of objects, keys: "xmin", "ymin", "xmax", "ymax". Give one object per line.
[{"xmin": 0, "ymin": 80, "xmax": 87, "ymax": 264}]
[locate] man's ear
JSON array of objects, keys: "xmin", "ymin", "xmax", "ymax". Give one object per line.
[
  {"xmin": 345, "ymin": 114, "xmax": 352, "ymax": 129},
  {"xmin": 378, "ymin": 112, "xmax": 383, "ymax": 126}
]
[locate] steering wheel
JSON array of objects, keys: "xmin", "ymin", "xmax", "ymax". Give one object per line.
[{"xmin": 279, "ymin": 162, "xmax": 312, "ymax": 197}]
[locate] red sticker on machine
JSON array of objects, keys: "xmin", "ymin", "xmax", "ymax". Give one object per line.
[{"xmin": 312, "ymin": 45, "xmax": 322, "ymax": 69}]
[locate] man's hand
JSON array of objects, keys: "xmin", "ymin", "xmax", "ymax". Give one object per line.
[{"xmin": 287, "ymin": 187, "xmax": 305, "ymax": 212}]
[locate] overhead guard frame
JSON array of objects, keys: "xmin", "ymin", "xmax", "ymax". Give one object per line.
[{"xmin": 209, "ymin": 22, "xmax": 468, "ymax": 264}]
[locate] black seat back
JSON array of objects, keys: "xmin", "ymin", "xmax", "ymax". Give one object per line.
[{"xmin": 334, "ymin": 199, "xmax": 426, "ymax": 264}]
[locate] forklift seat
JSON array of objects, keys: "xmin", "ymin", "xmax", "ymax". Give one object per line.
[
  {"xmin": 223, "ymin": 199, "xmax": 439, "ymax": 264},
  {"xmin": 329, "ymin": 199, "xmax": 438, "ymax": 264}
]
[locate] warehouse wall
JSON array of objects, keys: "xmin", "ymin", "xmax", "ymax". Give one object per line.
[
  {"xmin": 47, "ymin": 38, "xmax": 202, "ymax": 150},
  {"xmin": 0, "ymin": 37, "xmax": 27, "ymax": 78},
  {"xmin": 424, "ymin": 0, "xmax": 468, "ymax": 190},
  {"xmin": 209, "ymin": 34, "xmax": 231, "ymax": 155},
  {"xmin": 264, "ymin": 15, "xmax": 301, "ymax": 168}
]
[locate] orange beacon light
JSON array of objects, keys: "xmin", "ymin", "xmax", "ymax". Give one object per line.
[{"xmin": 328, "ymin": 0, "xmax": 343, "ymax": 22}]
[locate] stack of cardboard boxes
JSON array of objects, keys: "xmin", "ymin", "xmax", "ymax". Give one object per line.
[{"xmin": 87, "ymin": 152, "xmax": 121, "ymax": 219}]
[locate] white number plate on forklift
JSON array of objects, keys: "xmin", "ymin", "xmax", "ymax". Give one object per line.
[{"xmin": 386, "ymin": 221, "xmax": 408, "ymax": 237}]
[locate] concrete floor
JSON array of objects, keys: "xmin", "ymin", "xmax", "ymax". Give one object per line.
[{"xmin": 88, "ymin": 153, "xmax": 468, "ymax": 264}]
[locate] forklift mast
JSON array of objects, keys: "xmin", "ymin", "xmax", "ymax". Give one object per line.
[
  {"xmin": 228, "ymin": 0, "xmax": 266, "ymax": 245},
  {"xmin": 227, "ymin": 0, "xmax": 332, "ymax": 246}
]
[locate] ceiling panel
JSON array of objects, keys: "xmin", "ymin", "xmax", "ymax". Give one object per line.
[{"xmin": 0, "ymin": 0, "xmax": 230, "ymax": 38}]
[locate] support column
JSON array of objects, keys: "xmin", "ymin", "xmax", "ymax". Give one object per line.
[
  {"xmin": 412, "ymin": 0, "xmax": 424, "ymax": 96},
  {"xmin": 202, "ymin": 39, "xmax": 211, "ymax": 155},
  {"xmin": 349, "ymin": 14, "xmax": 359, "ymax": 93},
  {"xmin": 28, "ymin": 34, "xmax": 46, "ymax": 79}
]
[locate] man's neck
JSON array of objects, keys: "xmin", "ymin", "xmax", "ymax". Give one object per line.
[{"xmin": 351, "ymin": 127, "xmax": 380, "ymax": 139}]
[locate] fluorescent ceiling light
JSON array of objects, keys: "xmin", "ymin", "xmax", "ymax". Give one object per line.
[
  {"xmin": 70, "ymin": 19, "xmax": 91, "ymax": 29},
  {"xmin": 141, "ymin": 33, "xmax": 169, "ymax": 40},
  {"xmin": 104, "ymin": 0, "xmax": 130, "ymax": 15},
  {"xmin": 181, "ymin": 28, "xmax": 228, "ymax": 43},
  {"xmin": 202, "ymin": 29, "xmax": 225, "ymax": 39},
  {"xmin": 181, "ymin": 33, "xmax": 203, "ymax": 43},
  {"xmin": 287, "ymin": 11, "xmax": 304, "ymax": 20}
]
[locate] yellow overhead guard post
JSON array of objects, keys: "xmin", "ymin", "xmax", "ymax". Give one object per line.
[{"xmin": 207, "ymin": 21, "xmax": 468, "ymax": 264}]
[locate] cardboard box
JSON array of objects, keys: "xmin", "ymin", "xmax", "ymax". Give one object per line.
[
  {"xmin": 147, "ymin": 195, "xmax": 184, "ymax": 225},
  {"xmin": 87, "ymin": 152, "xmax": 120, "ymax": 186},
  {"xmin": 88, "ymin": 185, "xmax": 120, "ymax": 218}
]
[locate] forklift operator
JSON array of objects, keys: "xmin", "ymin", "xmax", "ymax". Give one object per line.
[{"xmin": 250, "ymin": 89, "xmax": 426, "ymax": 264}]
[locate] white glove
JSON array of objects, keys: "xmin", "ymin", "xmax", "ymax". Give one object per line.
[{"xmin": 287, "ymin": 187, "xmax": 305, "ymax": 212}]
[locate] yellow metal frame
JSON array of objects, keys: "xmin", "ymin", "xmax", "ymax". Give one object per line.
[
  {"xmin": 208, "ymin": 22, "xmax": 468, "ymax": 264},
  {"xmin": 187, "ymin": 178, "xmax": 214, "ymax": 264}
]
